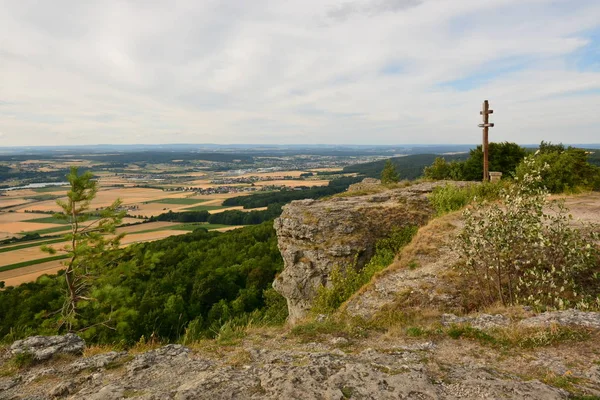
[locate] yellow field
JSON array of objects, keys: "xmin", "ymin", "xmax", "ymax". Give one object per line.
[{"xmin": 0, "ymin": 260, "xmax": 64, "ymax": 287}]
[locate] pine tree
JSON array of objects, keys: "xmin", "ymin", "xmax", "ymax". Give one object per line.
[
  {"xmin": 380, "ymin": 160, "xmax": 400, "ymax": 184},
  {"xmin": 42, "ymin": 167, "xmax": 125, "ymax": 330}
]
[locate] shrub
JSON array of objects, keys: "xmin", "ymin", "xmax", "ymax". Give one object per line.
[
  {"xmin": 515, "ymin": 145, "xmax": 600, "ymax": 193},
  {"xmin": 457, "ymin": 156, "xmax": 600, "ymax": 310}
]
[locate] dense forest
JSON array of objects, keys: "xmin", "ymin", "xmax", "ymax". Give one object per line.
[
  {"xmin": 342, "ymin": 153, "xmax": 467, "ymax": 180},
  {"xmin": 0, "ymin": 223, "xmax": 286, "ymax": 344},
  {"xmin": 149, "ymin": 204, "xmax": 283, "ymax": 225}
]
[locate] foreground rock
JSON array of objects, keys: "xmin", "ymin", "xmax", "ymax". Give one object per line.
[
  {"xmin": 9, "ymin": 333, "xmax": 84, "ymax": 361},
  {"xmin": 273, "ymin": 181, "xmax": 469, "ymax": 323},
  {"xmin": 0, "ymin": 339, "xmax": 577, "ymax": 399}
]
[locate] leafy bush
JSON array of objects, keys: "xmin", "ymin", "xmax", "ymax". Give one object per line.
[
  {"xmin": 312, "ymin": 226, "xmax": 417, "ymax": 314},
  {"xmin": 457, "ymin": 156, "xmax": 600, "ymax": 310},
  {"xmin": 515, "ymin": 145, "xmax": 600, "ymax": 193}
]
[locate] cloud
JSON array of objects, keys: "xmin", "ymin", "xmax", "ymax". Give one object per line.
[
  {"xmin": 0, "ymin": 0, "xmax": 599, "ymax": 146},
  {"xmin": 327, "ymin": 0, "xmax": 422, "ymax": 21}
]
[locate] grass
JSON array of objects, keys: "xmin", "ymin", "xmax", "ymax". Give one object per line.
[
  {"xmin": 0, "ymin": 254, "xmax": 68, "ymax": 273},
  {"xmin": 147, "ymin": 198, "xmax": 208, "ymax": 205},
  {"xmin": 0, "ymin": 238, "xmax": 65, "ymax": 253},
  {"xmin": 182, "ymin": 205, "xmax": 228, "ymax": 212}
]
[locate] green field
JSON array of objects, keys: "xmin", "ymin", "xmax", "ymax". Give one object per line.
[
  {"xmin": 182, "ymin": 205, "xmax": 227, "ymax": 211},
  {"xmin": 148, "ymin": 198, "xmax": 208, "ymax": 205},
  {"xmin": 24, "ymin": 194, "xmax": 61, "ymax": 201},
  {"xmin": 0, "ymin": 238, "xmax": 65, "ymax": 254},
  {"xmin": 129, "ymin": 223, "xmax": 231, "ymax": 235},
  {"xmin": 24, "ymin": 215, "xmax": 99, "ymax": 225},
  {"xmin": 32, "ymin": 186, "xmax": 69, "ymax": 193},
  {"xmin": 22, "ymin": 226, "xmax": 72, "ymax": 236},
  {"xmin": 0, "ymin": 254, "xmax": 69, "ymax": 273}
]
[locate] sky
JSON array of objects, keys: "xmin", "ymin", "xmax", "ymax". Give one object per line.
[{"xmin": 0, "ymin": 0, "xmax": 599, "ymax": 146}]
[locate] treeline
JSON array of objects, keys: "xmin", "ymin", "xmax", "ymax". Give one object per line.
[
  {"xmin": 149, "ymin": 203, "xmax": 283, "ymax": 225},
  {"xmin": 223, "ymin": 176, "xmax": 362, "ymax": 209},
  {"xmin": 342, "ymin": 153, "xmax": 468, "ymax": 180},
  {"xmin": 0, "ymin": 222, "xmax": 286, "ymax": 344}
]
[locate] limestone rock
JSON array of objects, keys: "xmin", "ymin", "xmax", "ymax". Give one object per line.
[
  {"xmin": 441, "ymin": 313, "xmax": 511, "ymax": 330},
  {"xmin": 127, "ymin": 344, "xmax": 190, "ymax": 373},
  {"xmin": 9, "ymin": 333, "xmax": 84, "ymax": 361},
  {"xmin": 520, "ymin": 310, "xmax": 600, "ymax": 329},
  {"xmin": 273, "ymin": 182, "xmax": 449, "ymax": 323},
  {"xmin": 68, "ymin": 351, "xmax": 127, "ymax": 373}
]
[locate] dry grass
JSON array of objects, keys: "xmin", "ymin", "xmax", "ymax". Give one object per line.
[{"xmin": 83, "ymin": 344, "xmax": 116, "ymax": 357}]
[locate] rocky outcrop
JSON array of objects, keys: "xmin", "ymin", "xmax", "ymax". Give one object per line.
[
  {"xmin": 9, "ymin": 333, "xmax": 84, "ymax": 361},
  {"xmin": 273, "ymin": 182, "xmax": 442, "ymax": 323},
  {"xmin": 273, "ymin": 181, "xmax": 472, "ymax": 323}
]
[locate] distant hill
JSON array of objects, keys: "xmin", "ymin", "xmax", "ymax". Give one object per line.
[{"xmin": 343, "ymin": 153, "xmax": 468, "ymax": 180}]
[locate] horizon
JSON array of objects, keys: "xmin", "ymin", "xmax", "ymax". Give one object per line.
[{"xmin": 1, "ymin": 1, "xmax": 600, "ymax": 146}]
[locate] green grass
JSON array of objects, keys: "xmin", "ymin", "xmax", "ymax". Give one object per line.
[
  {"xmin": 148, "ymin": 198, "xmax": 208, "ymax": 205},
  {"xmin": 21, "ymin": 226, "xmax": 71, "ymax": 236},
  {"xmin": 182, "ymin": 205, "xmax": 228, "ymax": 211},
  {"xmin": 0, "ymin": 254, "xmax": 69, "ymax": 273},
  {"xmin": 0, "ymin": 238, "xmax": 65, "ymax": 253},
  {"xmin": 128, "ymin": 223, "xmax": 232, "ymax": 235}
]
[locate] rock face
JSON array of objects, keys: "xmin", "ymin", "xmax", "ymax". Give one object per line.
[
  {"xmin": 9, "ymin": 333, "xmax": 84, "ymax": 361},
  {"xmin": 273, "ymin": 182, "xmax": 456, "ymax": 323}
]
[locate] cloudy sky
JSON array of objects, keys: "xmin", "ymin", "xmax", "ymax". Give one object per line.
[{"xmin": 1, "ymin": 0, "xmax": 599, "ymax": 146}]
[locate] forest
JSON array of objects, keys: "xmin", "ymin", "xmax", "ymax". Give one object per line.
[{"xmin": 0, "ymin": 222, "xmax": 285, "ymax": 344}]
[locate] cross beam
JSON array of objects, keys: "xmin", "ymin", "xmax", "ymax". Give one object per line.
[{"xmin": 479, "ymin": 100, "xmax": 494, "ymax": 181}]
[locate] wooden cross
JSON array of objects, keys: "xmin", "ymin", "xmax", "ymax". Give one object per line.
[{"xmin": 478, "ymin": 100, "xmax": 494, "ymax": 181}]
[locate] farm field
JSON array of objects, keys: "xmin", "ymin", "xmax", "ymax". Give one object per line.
[{"xmin": 0, "ymin": 149, "xmax": 354, "ymax": 288}]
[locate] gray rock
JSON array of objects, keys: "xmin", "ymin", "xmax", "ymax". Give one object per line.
[
  {"xmin": 9, "ymin": 333, "xmax": 85, "ymax": 361},
  {"xmin": 273, "ymin": 182, "xmax": 447, "ymax": 323},
  {"xmin": 520, "ymin": 310, "xmax": 600, "ymax": 329},
  {"xmin": 127, "ymin": 344, "xmax": 190, "ymax": 373},
  {"xmin": 86, "ymin": 384, "xmax": 124, "ymax": 400},
  {"xmin": 441, "ymin": 313, "xmax": 511, "ymax": 329},
  {"xmin": 68, "ymin": 351, "xmax": 127, "ymax": 373},
  {"xmin": 49, "ymin": 380, "xmax": 75, "ymax": 397}
]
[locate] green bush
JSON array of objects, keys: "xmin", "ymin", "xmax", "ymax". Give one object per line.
[
  {"xmin": 515, "ymin": 145, "xmax": 600, "ymax": 193},
  {"xmin": 312, "ymin": 226, "xmax": 417, "ymax": 314},
  {"xmin": 457, "ymin": 156, "xmax": 600, "ymax": 310}
]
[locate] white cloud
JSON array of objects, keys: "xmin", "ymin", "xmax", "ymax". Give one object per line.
[{"xmin": 0, "ymin": 0, "xmax": 599, "ymax": 146}]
